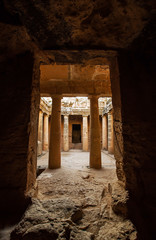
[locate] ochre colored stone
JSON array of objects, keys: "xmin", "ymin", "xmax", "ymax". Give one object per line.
[
  {"xmin": 90, "ymin": 95, "xmax": 101, "ymax": 169},
  {"xmin": 82, "ymin": 115, "xmax": 88, "ymax": 151},
  {"xmin": 63, "ymin": 115, "xmax": 69, "ymax": 151},
  {"xmin": 49, "ymin": 96, "xmax": 62, "ymax": 169},
  {"xmin": 102, "ymin": 115, "xmax": 108, "ymax": 150},
  {"xmin": 43, "ymin": 114, "xmax": 49, "ymax": 151}
]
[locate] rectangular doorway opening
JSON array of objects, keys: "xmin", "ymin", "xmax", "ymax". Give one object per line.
[{"xmin": 72, "ymin": 124, "xmax": 81, "ymax": 143}]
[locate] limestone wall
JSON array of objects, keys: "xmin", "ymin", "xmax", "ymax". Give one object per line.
[
  {"xmin": 117, "ymin": 47, "xmax": 156, "ymax": 239},
  {"xmin": 0, "ymin": 24, "xmax": 40, "ymax": 217}
]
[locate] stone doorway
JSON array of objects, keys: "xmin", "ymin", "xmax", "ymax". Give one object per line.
[
  {"xmin": 72, "ymin": 124, "xmax": 81, "ymax": 143},
  {"xmin": 72, "ymin": 124, "xmax": 81, "ymax": 149}
]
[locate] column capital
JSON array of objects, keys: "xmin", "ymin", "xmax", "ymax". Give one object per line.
[
  {"xmin": 44, "ymin": 112, "xmax": 49, "ymax": 116},
  {"xmin": 108, "ymin": 110, "xmax": 113, "ymax": 115},
  {"xmin": 88, "ymin": 94, "xmax": 100, "ymax": 99},
  {"xmin": 51, "ymin": 94, "xmax": 63, "ymax": 99},
  {"xmin": 39, "ymin": 109, "xmax": 43, "ymax": 114}
]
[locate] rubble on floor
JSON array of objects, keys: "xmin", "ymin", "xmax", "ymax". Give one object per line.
[{"xmin": 11, "ymin": 165, "xmax": 136, "ymax": 240}]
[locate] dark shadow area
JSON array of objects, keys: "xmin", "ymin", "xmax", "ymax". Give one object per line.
[{"xmin": 72, "ymin": 124, "xmax": 81, "ymax": 143}]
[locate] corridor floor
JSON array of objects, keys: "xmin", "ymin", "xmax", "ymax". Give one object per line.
[
  {"xmin": 11, "ymin": 151, "xmax": 137, "ymax": 240},
  {"xmin": 37, "ymin": 150, "xmax": 116, "ymax": 170}
]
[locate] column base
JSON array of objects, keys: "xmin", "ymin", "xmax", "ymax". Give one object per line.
[{"xmin": 48, "ymin": 162, "xmax": 61, "ymax": 169}]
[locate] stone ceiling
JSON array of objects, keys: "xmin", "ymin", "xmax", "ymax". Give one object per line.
[
  {"xmin": 3, "ymin": 0, "xmax": 154, "ymax": 50},
  {"xmin": 40, "ymin": 64, "xmax": 111, "ymax": 97}
]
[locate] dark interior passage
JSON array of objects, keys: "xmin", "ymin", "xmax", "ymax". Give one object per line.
[{"xmin": 72, "ymin": 124, "xmax": 81, "ymax": 143}]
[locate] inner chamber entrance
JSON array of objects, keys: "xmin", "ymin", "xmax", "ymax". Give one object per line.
[
  {"xmin": 72, "ymin": 124, "xmax": 81, "ymax": 143},
  {"xmin": 39, "ymin": 63, "xmax": 114, "ymax": 166},
  {"xmin": 37, "ymin": 96, "xmax": 114, "ymax": 162},
  {"xmin": 12, "ymin": 61, "xmax": 136, "ymax": 240}
]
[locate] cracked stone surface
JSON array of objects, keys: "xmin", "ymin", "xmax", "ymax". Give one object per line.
[
  {"xmin": 4, "ymin": 0, "xmax": 154, "ymax": 50},
  {"xmin": 11, "ymin": 151, "xmax": 136, "ymax": 239}
]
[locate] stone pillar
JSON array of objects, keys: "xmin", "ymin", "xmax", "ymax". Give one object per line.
[
  {"xmin": 102, "ymin": 114, "xmax": 108, "ymax": 150},
  {"xmin": 90, "ymin": 95, "xmax": 101, "ymax": 169},
  {"xmin": 108, "ymin": 111, "xmax": 114, "ymax": 154},
  {"xmin": 49, "ymin": 95, "xmax": 62, "ymax": 169},
  {"xmin": 43, "ymin": 114, "xmax": 49, "ymax": 151},
  {"xmin": 38, "ymin": 110, "xmax": 43, "ymax": 155},
  {"xmin": 0, "ymin": 51, "xmax": 40, "ymax": 214},
  {"xmin": 48, "ymin": 116, "xmax": 51, "ymax": 148},
  {"xmin": 38, "ymin": 110, "xmax": 43, "ymax": 142},
  {"xmin": 63, "ymin": 115, "xmax": 69, "ymax": 151},
  {"xmin": 82, "ymin": 115, "xmax": 88, "ymax": 151}
]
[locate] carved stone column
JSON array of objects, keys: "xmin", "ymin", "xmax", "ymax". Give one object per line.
[
  {"xmin": 82, "ymin": 115, "xmax": 88, "ymax": 151},
  {"xmin": 43, "ymin": 114, "xmax": 49, "ymax": 151},
  {"xmin": 108, "ymin": 111, "xmax": 114, "ymax": 154},
  {"xmin": 63, "ymin": 115, "xmax": 69, "ymax": 151},
  {"xmin": 90, "ymin": 95, "xmax": 101, "ymax": 169},
  {"xmin": 49, "ymin": 95, "xmax": 62, "ymax": 169},
  {"xmin": 38, "ymin": 110, "xmax": 43, "ymax": 155},
  {"xmin": 48, "ymin": 116, "xmax": 51, "ymax": 148},
  {"xmin": 38, "ymin": 110, "xmax": 43, "ymax": 142},
  {"xmin": 102, "ymin": 114, "xmax": 108, "ymax": 150}
]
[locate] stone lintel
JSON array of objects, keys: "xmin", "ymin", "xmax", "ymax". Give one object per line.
[{"xmin": 41, "ymin": 80, "xmax": 111, "ymax": 96}]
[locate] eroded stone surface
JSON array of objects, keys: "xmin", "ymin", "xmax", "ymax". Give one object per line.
[
  {"xmin": 4, "ymin": 0, "xmax": 154, "ymax": 49},
  {"xmin": 11, "ymin": 152, "xmax": 136, "ymax": 239}
]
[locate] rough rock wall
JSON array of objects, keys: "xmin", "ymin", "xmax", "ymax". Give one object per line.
[
  {"xmin": 0, "ymin": 23, "xmax": 40, "ymax": 219},
  {"xmin": 4, "ymin": 0, "xmax": 152, "ymax": 49},
  {"xmin": 110, "ymin": 58, "xmax": 125, "ymax": 182},
  {"xmin": 117, "ymin": 20, "xmax": 156, "ymax": 239}
]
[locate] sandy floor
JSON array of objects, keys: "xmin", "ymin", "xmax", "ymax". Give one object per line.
[
  {"xmin": 33, "ymin": 151, "xmax": 136, "ymax": 239},
  {"xmin": 37, "ymin": 150, "xmax": 117, "ymax": 203},
  {"xmin": 1, "ymin": 151, "xmax": 136, "ymax": 240},
  {"xmin": 37, "ymin": 150, "xmax": 116, "ymax": 170}
]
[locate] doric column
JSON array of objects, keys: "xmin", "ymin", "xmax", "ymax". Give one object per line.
[
  {"xmin": 102, "ymin": 114, "xmax": 108, "ymax": 150},
  {"xmin": 38, "ymin": 110, "xmax": 43, "ymax": 142},
  {"xmin": 48, "ymin": 116, "xmax": 51, "ymax": 148},
  {"xmin": 82, "ymin": 115, "xmax": 88, "ymax": 151},
  {"xmin": 108, "ymin": 111, "xmax": 114, "ymax": 154},
  {"xmin": 90, "ymin": 95, "xmax": 101, "ymax": 169},
  {"xmin": 43, "ymin": 114, "xmax": 49, "ymax": 151},
  {"xmin": 63, "ymin": 115, "xmax": 69, "ymax": 151},
  {"xmin": 49, "ymin": 95, "xmax": 62, "ymax": 169},
  {"xmin": 38, "ymin": 110, "xmax": 43, "ymax": 155}
]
